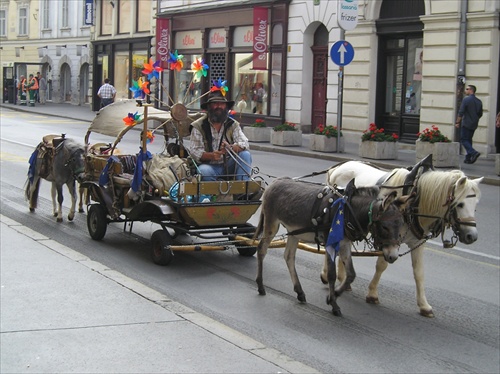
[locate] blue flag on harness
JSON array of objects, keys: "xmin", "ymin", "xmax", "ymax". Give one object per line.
[
  {"xmin": 28, "ymin": 149, "xmax": 39, "ymax": 184},
  {"xmin": 99, "ymin": 155, "xmax": 120, "ymax": 186},
  {"xmin": 131, "ymin": 147, "xmax": 152, "ymax": 192},
  {"xmin": 325, "ymin": 197, "xmax": 345, "ymax": 262}
]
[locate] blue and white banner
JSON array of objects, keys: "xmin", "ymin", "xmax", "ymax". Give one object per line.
[{"xmin": 85, "ymin": 0, "xmax": 93, "ymax": 26}]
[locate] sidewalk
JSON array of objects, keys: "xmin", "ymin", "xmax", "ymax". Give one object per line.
[
  {"xmin": 1, "ymin": 101, "xmax": 498, "ymax": 185},
  {"xmin": 0, "ymin": 215, "xmax": 317, "ymax": 373}
]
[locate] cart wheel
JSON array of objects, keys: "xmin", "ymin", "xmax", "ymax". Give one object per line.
[
  {"xmin": 236, "ymin": 246, "xmax": 257, "ymax": 257},
  {"xmin": 151, "ymin": 230, "xmax": 174, "ymax": 266},
  {"xmin": 87, "ymin": 204, "xmax": 107, "ymax": 240}
]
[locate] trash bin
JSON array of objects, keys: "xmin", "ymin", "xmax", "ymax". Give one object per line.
[{"xmin": 7, "ymin": 84, "xmax": 15, "ymax": 103}]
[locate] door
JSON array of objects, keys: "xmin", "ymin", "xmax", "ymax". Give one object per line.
[{"xmin": 311, "ymin": 46, "xmax": 328, "ymax": 132}]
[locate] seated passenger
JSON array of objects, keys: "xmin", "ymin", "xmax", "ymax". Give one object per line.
[{"xmin": 189, "ymin": 91, "xmax": 252, "ymax": 181}]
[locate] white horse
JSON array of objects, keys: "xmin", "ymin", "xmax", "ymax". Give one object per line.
[{"xmin": 321, "ymin": 159, "xmax": 483, "ymax": 317}]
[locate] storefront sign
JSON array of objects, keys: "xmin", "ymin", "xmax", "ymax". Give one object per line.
[
  {"xmin": 156, "ymin": 18, "xmax": 170, "ymax": 69},
  {"xmin": 233, "ymin": 26, "xmax": 253, "ymax": 47},
  {"xmin": 253, "ymin": 7, "xmax": 268, "ymax": 70},
  {"xmin": 338, "ymin": 0, "xmax": 358, "ymax": 31},
  {"xmin": 209, "ymin": 28, "xmax": 226, "ymax": 48},
  {"xmin": 84, "ymin": 0, "xmax": 93, "ymax": 25},
  {"xmin": 174, "ymin": 30, "xmax": 202, "ymax": 50}
]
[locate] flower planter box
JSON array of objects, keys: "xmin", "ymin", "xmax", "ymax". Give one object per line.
[
  {"xmin": 244, "ymin": 127, "xmax": 271, "ymax": 143},
  {"xmin": 271, "ymin": 131, "xmax": 302, "ymax": 147},
  {"xmin": 415, "ymin": 140, "xmax": 459, "ymax": 168},
  {"xmin": 359, "ymin": 141, "xmax": 398, "ymax": 160},
  {"xmin": 309, "ymin": 134, "xmax": 344, "ymax": 153}
]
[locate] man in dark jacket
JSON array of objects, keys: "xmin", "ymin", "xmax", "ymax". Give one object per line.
[{"xmin": 455, "ymin": 85, "xmax": 483, "ymax": 164}]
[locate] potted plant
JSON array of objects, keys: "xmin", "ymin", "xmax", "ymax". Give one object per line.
[
  {"xmin": 271, "ymin": 121, "xmax": 302, "ymax": 147},
  {"xmin": 416, "ymin": 125, "xmax": 459, "ymax": 167},
  {"xmin": 309, "ymin": 124, "xmax": 344, "ymax": 153},
  {"xmin": 359, "ymin": 123, "xmax": 399, "ymax": 160},
  {"xmin": 244, "ymin": 119, "xmax": 271, "ymax": 142}
]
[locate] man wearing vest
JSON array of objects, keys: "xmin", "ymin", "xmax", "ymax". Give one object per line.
[
  {"xmin": 17, "ymin": 75, "xmax": 27, "ymax": 106},
  {"xmin": 26, "ymin": 74, "xmax": 39, "ymax": 107},
  {"xmin": 190, "ymin": 91, "xmax": 253, "ymax": 187}
]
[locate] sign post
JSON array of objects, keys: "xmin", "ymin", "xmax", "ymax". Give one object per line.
[{"xmin": 333, "ymin": 0, "xmax": 358, "ymax": 152}]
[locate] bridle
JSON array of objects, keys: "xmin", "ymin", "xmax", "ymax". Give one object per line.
[{"xmin": 60, "ymin": 145, "xmax": 85, "ymax": 180}]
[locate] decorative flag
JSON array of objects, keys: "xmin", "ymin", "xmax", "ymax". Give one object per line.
[
  {"xmin": 325, "ymin": 197, "xmax": 345, "ymax": 262},
  {"xmin": 28, "ymin": 149, "xmax": 38, "ymax": 184},
  {"xmin": 131, "ymin": 147, "xmax": 152, "ymax": 192},
  {"xmin": 99, "ymin": 156, "xmax": 120, "ymax": 186}
]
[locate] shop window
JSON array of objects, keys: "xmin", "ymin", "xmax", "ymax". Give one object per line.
[
  {"xmin": 114, "ymin": 52, "xmax": 130, "ymax": 100},
  {"xmin": 232, "ymin": 53, "xmax": 268, "ymax": 115},
  {"xmin": 174, "ymin": 54, "xmax": 203, "ymax": 110}
]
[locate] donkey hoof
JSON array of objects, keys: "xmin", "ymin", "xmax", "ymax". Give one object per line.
[
  {"xmin": 332, "ymin": 308, "xmax": 342, "ymax": 317},
  {"xmin": 258, "ymin": 287, "xmax": 266, "ymax": 296},
  {"xmin": 78, "ymin": 208, "xmax": 84, "ymax": 213},
  {"xmin": 297, "ymin": 293, "xmax": 306, "ymax": 303},
  {"xmin": 366, "ymin": 296, "xmax": 380, "ymax": 305},
  {"xmin": 68, "ymin": 215, "xmax": 74, "ymax": 221},
  {"xmin": 29, "ymin": 208, "xmax": 35, "ymax": 212},
  {"xmin": 420, "ymin": 309, "xmax": 435, "ymax": 318},
  {"xmin": 56, "ymin": 217, "xmax": 63, "ymax": 223},
  {"xmin": 53, "ymin": 212, "xmax": 58, "ymax": 217},
  {"xmin": 320, "ymin": 274, "xmax": 328, "ymax": 285}
]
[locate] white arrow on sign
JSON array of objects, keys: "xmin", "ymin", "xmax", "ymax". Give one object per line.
[{"xmin": 337, "ymin": 43, "xmax": 347, "ymax": 64}]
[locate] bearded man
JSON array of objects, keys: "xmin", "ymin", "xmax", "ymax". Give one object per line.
[{"xmin": 189, "ymin": 91, "xmax": 252, "ymax": 182}]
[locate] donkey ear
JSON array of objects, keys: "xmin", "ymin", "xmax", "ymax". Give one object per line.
[
  {"xmin": 394, "ymin": 194, "xmax": 412, "ymax": 212},
  {"xmin": 473, "ymin": 177, "xmax": 484, "ymax": 185},
  {"xmin": 381, "ymin": 190, "xmax": 398, "ymax": 211},
  {"xmin": 455, "ymin": 176, "xmax": 468, "ymax": 190}
]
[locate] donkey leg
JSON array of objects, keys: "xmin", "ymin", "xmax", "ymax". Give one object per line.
[
  {"xmin": 325, "ymin": 252, "xmax": 341, "ymax": 316},
  {"xmin": 283, "ymin": 236, "xmax": 306, "ymax": 303},
  {"xmin": 366, "ymin": 256, "xmax": 388, "ymax": 304},
  {"xmin": 67, "ymin": 181, "xmax": 77, "ymax": 221},
  {"xmin": 334, "ymin": 240, "xmax": 356, "ymax": 296},
  {"xmin": 411, "ymin": 245, "xmax": 434, "ymax": 317},
  {"xmin": 53, "ymin": 183, "xmax": 64, "ymax": 222},
  {"xmin": 78, "ymin": 183, "xmax": 85, "ymax": 213},
  {"xmin": 27, "ymin": 178, "xmax": 41, "ymax": 212},
  {"xmin": 51, "ymin": 183, "xmax": 58, "ymax": 218}
]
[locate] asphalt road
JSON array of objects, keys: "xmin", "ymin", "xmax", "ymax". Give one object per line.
[{"xmin": 1, "ymin": 110, "xmax": 499, "ymax": 373}]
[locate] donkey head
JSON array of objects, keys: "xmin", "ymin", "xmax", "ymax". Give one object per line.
[{"xmin": 347, "ymin": 179, "xmax": 411, "ymax": 263}]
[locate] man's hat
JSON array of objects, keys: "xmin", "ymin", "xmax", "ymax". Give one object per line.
[{"xmin": 201, "ymin": 91, "xmax": 234, "ymax": 110}]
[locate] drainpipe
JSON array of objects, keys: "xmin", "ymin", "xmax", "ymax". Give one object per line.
[{"xmin": 455, "ymin": 0, "xmax": 468, "ymax": 142}]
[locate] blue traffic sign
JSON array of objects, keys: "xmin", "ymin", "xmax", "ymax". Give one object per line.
[{"xmin": 330, "ymin": 40, "xmax": 355, "ymax": 66}]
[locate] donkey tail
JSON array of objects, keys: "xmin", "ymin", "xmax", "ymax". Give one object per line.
[{"xmin": 253, "ymin": 211, "xmax": 264, "ymax": 240}]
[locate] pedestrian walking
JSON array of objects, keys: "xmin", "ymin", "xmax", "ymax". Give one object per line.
[
  {"xmin": 455, "ymin": 84, "xmax": 483, "ymax": 164},
  {"xmin": 97, "ymin": 78, "xmax": 116, "ymax": 108},
  {"xmin": 35, "ymin": 72, "xmax": 42, "ymax": 103},
  {"xmin": 38, "ymin": 74, "xmax": 47, "ymax": 104},
  {"xmin": 17, "ymin": 75, "xmax": 27, "ymax": 106}
]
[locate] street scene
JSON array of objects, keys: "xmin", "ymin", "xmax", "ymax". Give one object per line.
[{"xmin": 0, "ymin": 105, "xmax": 499, "ymax": 373}]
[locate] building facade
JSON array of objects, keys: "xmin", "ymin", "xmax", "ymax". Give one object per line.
[
  {"xmin": 1, "ymin": 0, "xmax": 91, "ymax": 105},
  {"xmin": 155, "ymin": 0, "xmax": 499, "ymax": 154},
  {"xmin": 1, "ymin": 0, "xmax": 499, "ymax": 155}
]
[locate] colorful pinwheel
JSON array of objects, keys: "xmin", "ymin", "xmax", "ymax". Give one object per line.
[
  {"xmin": 123, "ymin": 111, "xmax": 142, "ymax": 126},
  {"xmin": 145, "ymin": 130, "xmax": 155, "ymax": 144},
  {"xmin": 191, "ymin": 58, "xmax": 209, "ymax": 79},
  {"xmin": 210, "ymin": 78, "xmax": 228, "ymax": 96},
  {"xmin": 129, "ymin": 77, "xmax": 150, "ymax": 99},
  {"xmin": 168, "ymin": 50, "xmax": 184, "ymax": 72},
  {"xmin": 142, "ymin": 58, "xmax": 164, "ymax": 80}
]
